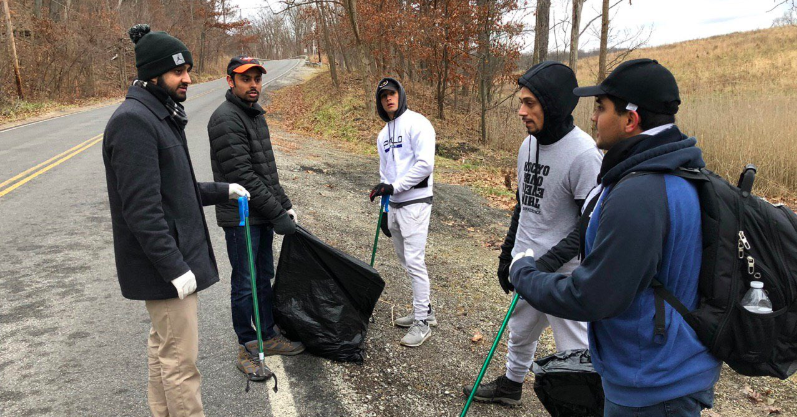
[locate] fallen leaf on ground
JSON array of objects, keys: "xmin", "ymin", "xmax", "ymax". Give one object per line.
[
  {"xmin": 764, "ymin": 406, "xmax": 781, "ymax": 414},
  {"xmin": 742, "ymin": 385, "xmax": 764, "ymax": 403}
]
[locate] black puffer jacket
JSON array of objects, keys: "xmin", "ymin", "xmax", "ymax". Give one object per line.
[{"xmin": 208, "ymin": 90, "xmax": 292, "ymax": 227}]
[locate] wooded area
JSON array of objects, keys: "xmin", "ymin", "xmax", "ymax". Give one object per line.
[{"xmin": 0, "ymin": 0, "xmax": 665, "ymax": 140}]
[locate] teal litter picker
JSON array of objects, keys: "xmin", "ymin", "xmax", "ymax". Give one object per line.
[
  {"xmin": 460, "ymin": 293, "xmax": 521, "ymax": 416},
  {"xmin": 237, "ymin": 196, "xmax": 277, "ymax": 393},
  {"xmin": 370, "ymin": 195, "xmax": 390, "ymax": 267}
]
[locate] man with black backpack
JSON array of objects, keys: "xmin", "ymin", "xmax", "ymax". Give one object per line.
[{"xmin": 510, "ymin": 59, "xmax": 722, "ymax": 416}]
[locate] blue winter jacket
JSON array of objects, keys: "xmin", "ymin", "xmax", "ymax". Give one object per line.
[{"xmin": 510, "ymin": 125, "xmax": 721, "ymax": 407}]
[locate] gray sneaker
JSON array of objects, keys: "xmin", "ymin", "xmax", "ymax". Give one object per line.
[
  {"xmin": 400, "ymin": 320, "xmax": 431, "ymax": 347},
  {"xmin": 394, "ymin": 307, "xmax": 438, "ymax": 328}
]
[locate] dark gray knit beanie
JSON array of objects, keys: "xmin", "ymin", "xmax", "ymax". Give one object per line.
[{"xmin": 128, "ymin": 24, "xmax": 194, "ymax": 80}]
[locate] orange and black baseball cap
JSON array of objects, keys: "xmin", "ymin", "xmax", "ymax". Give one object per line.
[{"xmin": 227, "ymin": 55, "xmax": 267, "ymax": 76}]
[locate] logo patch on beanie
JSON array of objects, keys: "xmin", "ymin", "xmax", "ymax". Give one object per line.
[{"xmin": 172, "ymin": 53, "xmax": 186, "ymax": 66}]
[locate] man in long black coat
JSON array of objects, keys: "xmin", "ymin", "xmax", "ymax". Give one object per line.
[{"xmin": 102, "ymin": 25, "xmax": 248, "ymax": 417}]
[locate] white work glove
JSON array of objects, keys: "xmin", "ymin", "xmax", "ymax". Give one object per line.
[
  {"xmin": 287, "ymin": 208, "xmax": 298, "ymax": 224},
  {"xmin": 228, "ymin": 183, "xmax": 250, "ymax": 200},
  {"xmin": 510, "ymin": 248, "xmax": 535, "ymax": 272},
  {"xmin": 172, "ymin": 270, "xmax": 197, "ymax": 300}
]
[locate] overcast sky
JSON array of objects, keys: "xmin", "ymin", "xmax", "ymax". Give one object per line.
[{"xmin": 233, "ymin": 0, "xmax": 792, "ymax": 52}]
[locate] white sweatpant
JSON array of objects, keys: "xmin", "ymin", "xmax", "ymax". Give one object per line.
[
  {"xmin": 505, "ymin": 299, "xmax": 588, "ymax": 383},
  {"xmin": 387, "ymin": 202, "xmax": 432, "ymax": 321}
]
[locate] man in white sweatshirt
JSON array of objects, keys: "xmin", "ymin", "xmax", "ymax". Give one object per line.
[{"xmin": 369, "ymin": 77, "xmax": 436, "ymax": 347}]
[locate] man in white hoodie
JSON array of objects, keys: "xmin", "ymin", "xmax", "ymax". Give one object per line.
[{"xmin": 369, "ymin": 77, "xmax": 436, "ymax": 347}]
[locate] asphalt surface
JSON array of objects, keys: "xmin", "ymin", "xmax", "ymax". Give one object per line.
[{"xmin": 0, "ymin": 59, "xmax": 355, "ymax": 416}]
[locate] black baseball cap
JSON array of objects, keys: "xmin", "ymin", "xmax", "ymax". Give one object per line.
[
  {"xmin": 227, "ymin": 56, "xmax": 267, "ymax": 76},
  {"xmin": 573, "ymin": 58, "xmax": 680, "ymax": 115},
  {"xmin": 376, "ymin": 78, "xmax": 399, "ymax": 97}
]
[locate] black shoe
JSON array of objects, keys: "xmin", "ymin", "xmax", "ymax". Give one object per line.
[{"xmin": 462, "ymin": 375, "xmax": 522, "ymax": 406}]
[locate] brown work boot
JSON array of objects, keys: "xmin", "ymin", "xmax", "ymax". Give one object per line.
[
  {"xmin": 262, "ymin": 333, "xmax": 305, "ymax": 356},
  {"xmin": 237, "ymin": 342, "xmax": 273, "ymax": 382}
]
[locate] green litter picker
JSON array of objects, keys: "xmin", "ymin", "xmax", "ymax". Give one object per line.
[
  {"xmin": 238, "ymin": 196, "xmax": 277, "ymax": 393},
  {"xmin": 370, "ymin": 195, "xmax": 390, "ymax": 267},
  {"xmin": 461, "ymin": 289, "xmax": 525, "ymax": 415}
]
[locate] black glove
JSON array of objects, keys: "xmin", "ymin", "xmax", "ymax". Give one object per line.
[
  {"xmin": 498, "ymin": 257, "xmax": 513, "ymax": 294},
  {"xmin": 380, "ymin": 213, "xmax": 392, "ymax": 237},
  {"xmin": 369, "ymin": 183, "xmax": 394, "ymax": 202},
  {"xmin": 272, "ymin": 211, "xmax": 297, "ymax": 235}
]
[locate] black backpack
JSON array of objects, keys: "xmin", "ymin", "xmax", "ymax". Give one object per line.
[{"xmin": 622, "ymin": 165, "xmax": 797, "ymax": 379}]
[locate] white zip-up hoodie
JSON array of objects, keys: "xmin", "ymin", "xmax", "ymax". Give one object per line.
[{"xmin": 376, "ymin": 78, "xmax": 435, "ymax": 203}]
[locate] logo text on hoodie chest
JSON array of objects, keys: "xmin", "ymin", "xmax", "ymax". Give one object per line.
[{"xmin": 383, "ymin": 135, "xmax": 403, "ymax": 153}]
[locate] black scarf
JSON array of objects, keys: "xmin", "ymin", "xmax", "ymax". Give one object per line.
[
  {"xmin": 597, "ymin": 135, "xmax": 648, "ymax": 184},
  {"xmin": 132, "ymin": 80, "xmax": 188, "ymax": 128}
]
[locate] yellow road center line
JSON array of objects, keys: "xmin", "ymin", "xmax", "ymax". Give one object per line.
[
  {"xmin": 0, "ymin": 79, "xmax": 246, "ymax": 198},
  {"xmin": 0, "ymin": 135, "xmax": 104, "ymax": 198},
  {"xmin": 0, "ymin": 134, "xmax": 103, "ymax": 190}
]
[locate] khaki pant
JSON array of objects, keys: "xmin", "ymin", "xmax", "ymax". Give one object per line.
[{"xmin": 145, "ymin": 293, "xmax": 204, "ymax": 417}]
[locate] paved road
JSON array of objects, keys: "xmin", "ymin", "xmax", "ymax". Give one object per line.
[{"xmin": 0, "ymin": 59, "xmax": 353, "ymax": 416}]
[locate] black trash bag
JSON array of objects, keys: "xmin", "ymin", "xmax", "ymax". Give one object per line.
[
  {"xmin": 273, "ymin": 225, "xmax": 385, "ymax": 363},
  {"xmin": 532, "ymin": 349, "xmax": 605, "ymax": 417}
]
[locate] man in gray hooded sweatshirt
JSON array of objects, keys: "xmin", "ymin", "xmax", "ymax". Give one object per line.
[
  {"xmin": 463, "ymin": 62, "xmax": 603, "ymax": 405},
  {"xmin": 368, "ymin": 77, "xmax": 437, "ymax": 347}
]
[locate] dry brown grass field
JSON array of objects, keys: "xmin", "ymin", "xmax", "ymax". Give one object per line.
[
  {"xmin": 491, "ymin": 25, "xmax": 797, "ymax": 201},
  {"xmin": 576, "ymin": 25, "xmax": 797, "ymax": 201}
]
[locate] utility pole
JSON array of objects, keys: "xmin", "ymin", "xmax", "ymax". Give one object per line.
[{"xmin": 2, "ymin": 0, "xmax": 24, "ymax": 99}]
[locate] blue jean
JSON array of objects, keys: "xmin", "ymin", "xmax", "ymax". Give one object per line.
[
  {"xmin": 224, "ymin": 225, "xmax": 277, "ymax": 345},
  {"xmin": 604, "ymin": 389, "xmax": 714, "ymax": 417}
]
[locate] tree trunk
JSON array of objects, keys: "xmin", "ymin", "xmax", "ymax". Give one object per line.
[
  {"xmin": 343, "ymin": 0, "xmax": 373, "ymax": 112},
  {"xmin": 569, "ymin": 0, "xmax": 584, "ymax": 74},
  {"xmin": 198, "ymin": 29, "xmax": 206, "ymax": 76},
  {"xmin": 34, "ymin": 0, "xmax": 42, "ymax": 17},
  {"xmin": 592, "ymin": 0, "xmax": 610, "ymax": 136},
  {"xmin": 317, "ymin": 1, "xmax": 338, "ymax": 88},
  {"xmin": 477, "ymin": 0, "xmax": 491, "ymax": 143},
  {"xmin": 597, "ymin": 0, "xmax": 609, "ymax": 83},
  {"xmin": 532, "ymin": 0, "xmax": 551, "ymax": 65},
  {"xmin": 2, "ymin": 0, "xmax": 24, "ymax": 99}
]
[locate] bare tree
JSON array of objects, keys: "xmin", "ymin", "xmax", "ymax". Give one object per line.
[
  {"xmin": 532, "ymin": 0, "xmax": 550, "ymax": 64},
  {"xmin": 2, "ymin": 0, "xmax": 24, "ymax": 98},
  {"xmin": 596, "ymin": 0, "xmax": 610, "ymax": 83},
  {"xmin": 772, "ymin": 7, "xmax": 797, "ymax": 26},
  {"xmin": 569, "ymin": 0, "xmax": 585, "ymax": 74},
  {"xmin": 317, "ymin": 1, "xmax": 338, "ymax": 87}
]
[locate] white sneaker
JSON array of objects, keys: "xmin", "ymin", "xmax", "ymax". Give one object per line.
[
  {"xmin": 394, "ymin": 309, "xmax": 437, "ymax": 328},
  {"xmin": 400, "ymin": 320, "xmax": 431, "ymax": 347}
]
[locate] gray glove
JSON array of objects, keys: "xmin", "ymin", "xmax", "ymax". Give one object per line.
[{"xmin": 272, "ymin": 211, "xmax": 297, "ymax": 235}]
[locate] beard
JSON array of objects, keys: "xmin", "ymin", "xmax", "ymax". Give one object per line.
[
  {"xmin": 241, "ymin": 88, "xmax": 260, "ymax": 103},
  {"xmin": 157, "ymin": 75, "xmax": 188, "ymax": 103}
]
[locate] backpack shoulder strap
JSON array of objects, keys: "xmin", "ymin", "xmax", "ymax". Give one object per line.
[{"xmin": 651, "ymin": 279, "xmax": 692, "ymax": 344}]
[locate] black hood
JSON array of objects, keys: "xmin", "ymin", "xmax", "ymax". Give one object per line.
[
  {"xmin": 518, "ymin": 61, "xmax": 579, "ymax": 145},
  {"xmin": 376, "ymin": 77, "xmax": 407, "ymax": 122}
]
